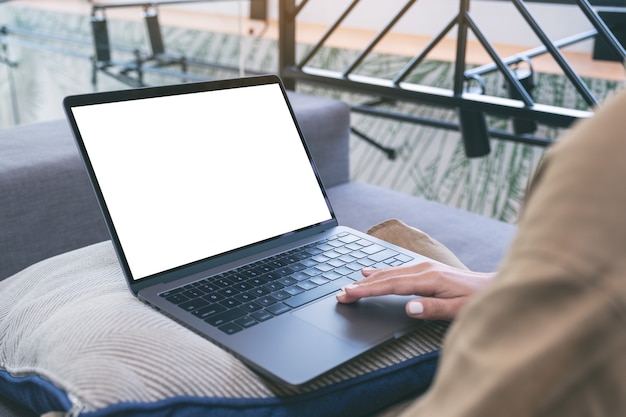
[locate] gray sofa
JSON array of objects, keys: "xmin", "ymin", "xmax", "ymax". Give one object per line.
[{"xmin": 0, "ymin": 91, "xmax": 515, "ymax": 416}]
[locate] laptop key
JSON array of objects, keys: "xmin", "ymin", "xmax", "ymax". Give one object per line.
[
  {"xmin": 182, "ymin": 288, "xmax": 204, "ymax": 299},
  {"xmin": 322, "ymin": 250, "xmax": 342, "ymax": 259},
  {"xmin": 275, "ymin": 267, "xmax": 295, "ymax": 277},
  {"xmin": 233, "ymin": 282, "xmax": 254, "ymax": 291},
  {"xmin": 346, "ymin": 262, "xmax": 364, "ymax": 271},
  {"xmin": 227, "ymin": 273, "xmax": 247, "ymax": 283},
  {"xmin": 326, "ymin": 239, "xmax": 344, "ymax": 248},
  {"xmin": 334, "ymin": 246, "xmax": 352, "ymax": 255},
  {"xmin": 203, "ymin": 293, "xmax": 225, "ymax": 303},
  {"xmin": 242, "ymin": 269, "xmax": 262, "ymax": 279},
  {"xmin": 284, "ymin": 285, "xmax": 304, "ymax": 296},
  {"xmin": 291, "ymin": 271, "xmax": 310, "ymax": 281},
  {"xmin": 277, "ymin": 276, "xmax": 298, "ymax": 287},
  {"xmin": 322, "ymin": 271, "xmax": 343, "ymax": 281},
  {"xmin": 248, "ymin": 277, "xmax": 269, "ymax": 286},
  {"xmin": 284, "ymin": 277, "xmax": 352, "ymax": 309},
  {"xmin": 282, "ymin": 254, "xmax": 301, "ymax": 265},
  {"xmin": 289, "ymin": 262, "xmax": 307, "ymax": 272},
  {"xmin": 271, "ymin": 290, "xmax": 291, "ymax": 301},
  {"xmin": 219, "ymin": 322, "xmax": 243, "ymax": 335},
  {"xmin": 361, "ymin": 244, "xmax": 385, "ymax": 255},
  {"xmin": 263, "ymin": 272, "xmax": 282, "ymax": 281},
  {"xmin": 220, "ymin": 298, "xmax": 242, "ymax": 308},
  {"xmin": 350, "ymin": 251, "xmax": 368, "ymax": 259},
  {"xmin": 335, "ymin": 266, "xmax": 354, "ymax": 276},
  {"xmin": 292, "ymin": 250, "xmax": 311, "ymax": 260},
  {"xmin": 396, "ymin": 254, "xmax": 414, "ymax": 263},
  {"xmin": 357, "ymin": 257, "xmax": 376, "ymax": 267},
  {"xmin": 235, "ymin": 292, "xmax": 255, "ymax": 303},
  {"xmin": 345, "ymin": 242, "xmax": 363, "ymax": 251},
  {"xmin": 266, "ymin": 302, "xmax": 291, "ymax": 316},
  {"xmin": 249, "ymin": 287, "xmax": 270, "ymax": 297},
  {"xmin": 164, "ymin": 293, "xmax": 189, "ymax": 305},
  {"xmin": 215, "ymin": 277, "xmax": 234, "ymax": 288},
  {"xmin": 316, "ymin": 243, "xmax": 334, "ymax": 252},
  {"xmin": 251, "ymin": 310, "xmax": 273, "ymax": 322},
  {"xmin": 198, "ymin": 283, "xmax": 220, "ymax": 293},
  {"xmin": 338, "ymin": 254, "xmax": 357, "ymax": 263},
  {"xmin": 328, "ymin": 258, "xmax": 346, "ymax": 268},
  {"xmin": 263, "ymin": 281, "xmax": 284, "ymax": 292},
  {"xmin": 301, "ymin": 258, "xmax": 318, "ymax": 267},
  {"xmin": 179, "ymin": 297, "xmax": 210, "ymax": 312},
  {"xmin": 302, "ymin": 268, "xmax": 322, "ymax": 277},
  {"xmin": 369, "ymin": 248, "xmax": 399, "ymax": 262},
  {"xmin": 304, "ymin": 246, "xmax": 323, "ymax": 256},
  {"xmin": 241, "ymin": 302, "xmax": 263, "ymax": 312},
  {"xmin": 314, "ymin": 263, "xmax": 334, "ymax": 272},
  {"xmin": 235, "ymin": 316, "xmax": 258, "ymax": 329},
  {"xmin": 206, "ymin": 307, "xmax": 247, "ymax": 327},
  {"xmin": 218, "ymin": 287, "xmax": 240, "ymax": 298},
  {"xmin": 309, "ymin": 276, "xmax": 330, "ymax": 286},
  {"xmin": 159, "ymin": 287, "xmax": 185, "ymax": 298},
  {"xmin": 193, "ymin": 304, "xmax": 227, "ymax": 320},
  {"xmin": 297, "ymin": 280, "xmax": 317, "ymax": 291},
  {"xmin": 257, "ymin": 296, "xmax": 277, "ymax": 307},
  {"xmin": 339, "ymin": 234, "xmax": 360, "ymax": 243}
]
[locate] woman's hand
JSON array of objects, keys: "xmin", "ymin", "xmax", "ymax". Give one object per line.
[{"xmin": 336, "ymin": 262, "xmax": 494, "ymax": 321}]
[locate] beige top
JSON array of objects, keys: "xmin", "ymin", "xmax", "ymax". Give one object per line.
[{"xmin": 401, "ymin": 88, "xmax": 626, "ymax": 416}]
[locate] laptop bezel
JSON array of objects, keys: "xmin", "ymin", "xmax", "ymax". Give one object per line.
[{"xmin": 63, "ymin": 74, "xmax": 339, "ymax": 295}]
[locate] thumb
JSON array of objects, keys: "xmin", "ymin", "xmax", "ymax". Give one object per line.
[{"xmin": 406, "ymin": 297, "xmax": 464, "ymax": 321}]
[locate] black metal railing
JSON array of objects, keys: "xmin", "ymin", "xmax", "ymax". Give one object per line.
[
  {"xmin": 88, "ymin": 0, "xmax": 265, "ymax": 87},
  {"xmin": 278, "ymin": 0, "xmax": 626, "ymax": 156},
  {"xmin": 2, "ymin": 0, "xmax": 624, "ymax": 155}
]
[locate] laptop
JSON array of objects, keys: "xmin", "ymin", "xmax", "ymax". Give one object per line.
[{"xmin": 63, "ymin": 74, "xmax": 431, "ymax": 386}]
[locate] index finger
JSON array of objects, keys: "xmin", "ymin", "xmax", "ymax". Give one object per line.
[{"xmin": 336, "ymin": 267, "xmax": 440, "ymax": 303}]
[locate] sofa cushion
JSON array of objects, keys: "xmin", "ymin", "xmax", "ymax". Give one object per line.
[
  {"xmin": 286, "ymin": 92, "xmax": 351, "ymax": 188},
  {"xmin": 0, "ymin": 241, "xmax": 446, "ymax": 417},
  {"xmin": 0, "ymin": 120, "xmax": 109, "ymax": 282},
  {"xmin": 327, "ymin": 182, "xmax": 516, "ymax": 272}
]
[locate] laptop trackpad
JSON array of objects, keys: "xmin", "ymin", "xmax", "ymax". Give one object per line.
[{"xmin": 293, "ymin": 294, "xmax": 422, "ymax": 348}]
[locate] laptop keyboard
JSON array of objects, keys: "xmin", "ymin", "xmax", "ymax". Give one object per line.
[{"xmin": 159, "ymin": 232, "xmax": 413, "ymax": 335}]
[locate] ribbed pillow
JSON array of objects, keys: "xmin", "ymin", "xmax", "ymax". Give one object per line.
[{"xmin": 0, "ymin": 242, "xmax": 446, "ymax": 416}]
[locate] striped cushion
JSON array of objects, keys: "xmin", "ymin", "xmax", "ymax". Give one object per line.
[{"xmin": 0, "ymin": 241, "xmax": 445, "ymax": 416}]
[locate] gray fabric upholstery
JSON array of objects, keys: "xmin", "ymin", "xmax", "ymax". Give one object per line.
[
  {"xmin": 287, "ymin": 92, "xmax": 351, "ymax": 188},
  {"xmin": 0, "ymin": 120, "xmax": 109, "ymax": 281},
  {"xmin": 327, "ymin": 182, "xmax": 515, "ymax": 272}
]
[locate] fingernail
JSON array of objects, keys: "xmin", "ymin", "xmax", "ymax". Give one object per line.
[
  {"xmin": 408, "ymin": 301, "xmax": 424, "ymax": 315},
  {"xmin": 337, "ymin": 284, "xmax": 358, "ymax": 299}
]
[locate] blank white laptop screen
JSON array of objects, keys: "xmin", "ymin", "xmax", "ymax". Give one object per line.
[{"xmin": 71, "ymin": 83, "xmax": 333, "ymax": 280}]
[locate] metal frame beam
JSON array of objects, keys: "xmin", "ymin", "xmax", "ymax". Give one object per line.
[{"xmin": 279, "ymin": 0, "xmax": 626, "ymax": 154}]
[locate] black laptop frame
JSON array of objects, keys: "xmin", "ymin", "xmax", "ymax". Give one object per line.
[{"xmin": 63, "ymin": 74, "xmax": 339, "ymax": 295}]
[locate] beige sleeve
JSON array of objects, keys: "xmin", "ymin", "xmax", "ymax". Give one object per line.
[{"xmin": 401, "ymin": 89, "xmax": 626, "ymax": 417}]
